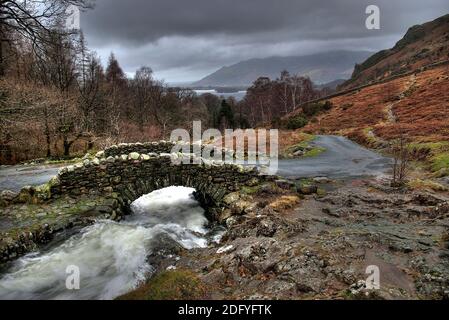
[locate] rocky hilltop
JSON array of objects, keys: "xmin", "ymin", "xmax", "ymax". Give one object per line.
[{"xmin": 342, "ymin": 14, "xmax": 449, "ymax": 89}]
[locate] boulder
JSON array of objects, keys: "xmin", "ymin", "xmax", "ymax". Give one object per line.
[
  {"xmin": 1, "ymin": 190, "xmax": 18, "ymax": 203},
  {"xmin": 313, "ymin": 177, "xmax": 331, "ymax": 184},
  {"xmin": 223, "ymin": 192, "xmax": 240, "ymax": 205},
  {"xmin": 231, "ymin": 200, "xmax": 256, "ymax": 215},
  {"xmin": 15, "ymin": 186, "xmax": 35, "ymax": 203},
  {"xmin": 275, "ymin": 179, "xmax": 295, "ymax": 190},
  {"xmin": 298, "ymin": 184, "xmax": 318, "ymax": 195}
]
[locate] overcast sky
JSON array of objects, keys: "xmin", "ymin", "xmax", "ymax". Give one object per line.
[{"xmin": 80, "ymin": 0, "xmax": 449, "ymax": 83}]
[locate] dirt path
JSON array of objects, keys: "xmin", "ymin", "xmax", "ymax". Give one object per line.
[{"xmin": 385, "ymin": 74, "xmax": 417, "ymax": 125}]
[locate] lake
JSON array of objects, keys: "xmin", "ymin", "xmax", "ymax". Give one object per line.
[{"xmin": 194, "ymin": 89, "xmax": 247, "ymax": 101}]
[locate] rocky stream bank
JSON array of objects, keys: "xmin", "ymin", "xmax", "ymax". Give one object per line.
[{"xmin": 121, "ymin": 177, "xmax": 449, "ymax": 300}]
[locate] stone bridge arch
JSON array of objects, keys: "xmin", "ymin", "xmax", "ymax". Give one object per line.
[{"xmin": 49, "ymin": 142, "xmax": 263, "ymax": 222}]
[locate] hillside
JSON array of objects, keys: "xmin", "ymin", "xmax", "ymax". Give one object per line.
[
  {"xmin": 341, "ymin": 14, "xmax": 449, "ymax": 89},
  {"xmin": 193, "ymin": 50, "xmax": 372, "ymax": 87},
  {"xmin": 295, "ymin": 64, "xmax": 449, "ymax": 176}
]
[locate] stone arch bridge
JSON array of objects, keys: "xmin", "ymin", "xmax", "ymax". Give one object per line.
[
  {"xmin": 56, "ymin": 142, "xmax": 263, "ymax": 219},
  {"xmin": 0, "ymin": 142, "xmax": 273, "ymax": 263},
  {"xmin": 2, "ymin": 142, "xmax": 265, "ymax": 222}
]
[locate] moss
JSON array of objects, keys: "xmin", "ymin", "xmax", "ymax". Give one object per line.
[
  {"xmin": 283, "ymin": 134, "xmax": 325, "ymax": 158},
  {"xmin": 117, "ymin": 269, "xmax": 207, "ymax": 300},
  {"xmin": 241, "ymin": 185, "xmax": 261, "ymax": 195},
  {"xmin": 316, "ymin": 188, "xmax": 327, "ymax": 198},
  {"xmin": 298, "ymin": 178, "xmax": 314, "ymax": 185},
  {"xmin": 304, "ymin": 147, "xmax": 326, "ymax": 158},
  {"xmin": 34, "ymin": 182, "xmax": 52, "ymax": 201}
]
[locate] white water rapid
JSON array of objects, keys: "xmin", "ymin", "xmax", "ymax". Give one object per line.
[{"xmin": 0, "ymin": 186, "xmax": 212, "ymax": 300}]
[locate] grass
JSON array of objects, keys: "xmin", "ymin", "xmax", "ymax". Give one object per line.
[
  {"xmin": 408, "ymin": 141, "xmax": 449, "ymax": 175},
  {"xmin": 431, "ymin": 152, "xmax": 449, "ymax": 172},
  {"xmin": 407, "ymin": 179, "xmax": 448, "ymax": 192},
  {"xmin": 116, "ymin": 269, "xmax": 207, "ymax": 300},
  {"xmin": 281, "ymin": 133, "xmax": 326, "ymax": 158}
]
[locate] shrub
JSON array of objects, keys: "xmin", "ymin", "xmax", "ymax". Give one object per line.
[
  {"xmin": 302, "ymin": 101, "xmax": 333, "ymax": 117},
  {"xmin": 286, "ymin": 116, "xmax": 308, "ymax": 130}
]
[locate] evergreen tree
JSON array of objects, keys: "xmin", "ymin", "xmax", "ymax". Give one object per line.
[
  {"xmin": 218, "ymin": 99, "xmax": 235, "ymax": 130},
  {"xmin": 105, "ymin": 53, "xmax": 126, "ymax": 87}
]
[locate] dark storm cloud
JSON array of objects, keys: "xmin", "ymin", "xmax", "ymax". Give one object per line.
[{"xmin": 80, "ymin": 0, "xmax": 449, "ymax": 82}]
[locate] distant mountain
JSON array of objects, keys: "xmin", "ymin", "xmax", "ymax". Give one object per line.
[
  {"xmin": 342, "ymin": 14, "xmax": 449, "ymax": 89},
  {"xmin": 193, "ymin": 50, "xmax": 373, "ymax": 87}
]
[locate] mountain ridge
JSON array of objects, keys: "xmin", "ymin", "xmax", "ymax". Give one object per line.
[
  {"xmin": 193, "ymin": 50, "xmax": 373, "ymax": 87},
  {"xmin": 341, "ymin": 13, "xmax": 449, "ymax": 89}
]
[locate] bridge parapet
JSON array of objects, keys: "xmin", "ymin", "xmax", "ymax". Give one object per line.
[{"xmin": 101, "ymin": 141, "xmax": 234, "ymax": 160}]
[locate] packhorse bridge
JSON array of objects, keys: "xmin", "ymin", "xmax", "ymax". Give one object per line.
[
  {"xmin": 52, "ymin": 141, "xmax": 263, "ymax": 219},
  {"xmin": 0, "ymin": 142, "xmax": 268, "ymax": 263}
]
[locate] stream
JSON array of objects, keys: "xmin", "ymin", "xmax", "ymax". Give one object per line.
[{"xmin": 0, "ymin": 186, "xmax": 214, "ymax": 300}]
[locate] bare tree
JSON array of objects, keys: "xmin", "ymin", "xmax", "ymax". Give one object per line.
[
  {"xmin": 0, "ymin": 0, "xmax": 94, "ymax": 76},
  {"xmin": 131, "ymin": 66, "xmax": 154, "ymax": 130},
  {"xmin": 391, "ymin": 133, "xmax": 410, "ymax": 187},
  {"xmin": 277, "ymin": 70, "xmax": 291, "ymax": 115}
]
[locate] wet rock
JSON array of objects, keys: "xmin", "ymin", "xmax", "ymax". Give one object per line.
[
  {"xmin": 412, "ymin": 193, "xmax": 446, "ymax": 206},
  {"xmin": 259, "ymin": 183, "xmax": 281, "ymax": 195},
  {"xmin": 235, "ymin": 238, "xmax": 281, "ymax": 274},
  {"xmin": 231, "ymin": 200, "xmax": 256, "ymax": 215},
  {"xmin": 313, "ymin": 177, "xmax": 331, "ymax": 184},
  {"xmin": 223, "ymin": 192, "xmax": 240, "ymax": 205},
  {"xmin": 322, "ymin": 207, "xmax": 340, "ymax": 218},
  {"xmin": 1, "ymin": 190, "xmax": 18, "ymax": 203},
  {"xmin": 110, "ymin": 176, "xmax": 122, "ymax": 185},
  {"xmin": 225, "ymin": 216, "xmax": 244, "ymax": 228},
  {"xmin": 246, "ymin": 178, "xmax": 260, "ymax": 187},
  {"xmin": 275, "ymin": 180, "xmax": 295, "ymax": 190},
  {"xmin": 297, "ymin": 184, "xmax": 318, "ymax": 195},
  {"xmin": 434, "ymin": 202, "xmax": 449, "ymax": 216},
  {"xmin": 217, "ymin": 209, "xmax": 233, "ymax": 224},
  {"xmin": 223, "ymin": 214, "xmax": 304, "ymax": 241}
]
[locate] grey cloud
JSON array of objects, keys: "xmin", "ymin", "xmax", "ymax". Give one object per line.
[{"xmin": 80, "ymin": 0, "xmax": 449, "ymax": 82}]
